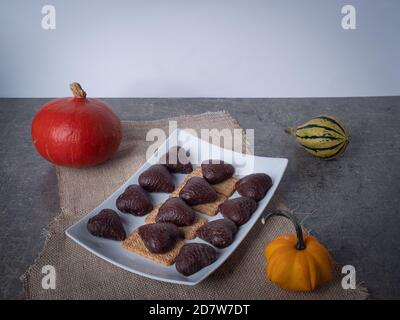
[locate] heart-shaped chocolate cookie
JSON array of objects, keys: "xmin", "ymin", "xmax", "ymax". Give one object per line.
[
  {"xmin": 235, "ymin": 173, "xmax": 272, "ymax": 201},
  {"xmin": 139, "ymin": 164, "xmax": 175, "ymax": 193},
  {"xmin": 138, "ymin": 222, "xmax": 180, "ymax": 254},
  {"xmin": 160, "ymin": 146, "xmax": 193, "ymax": 174},
  {"xmin": 87, "ymin": 209, "xmax": 126, "ymax": 241},
  {"xmin": 201, "ymin": 159, "xmax": 235, "ymax": 184},
  {"xmin": 156, "ymin": 197, "xmax": 195, "ymax": 226},
  {"xmin": 219, "ymin": 196, "xmax": 258, "ymax": 226},
  {"xmin": 116, "ymin": 185, "xmax": 153, "ymax": 216},
  {"xmin": 196, "ymin": 218, "xmax": 237, "ymax": 248},
  {"xmin": 175, "ymin": 243, "xmax": 217, "ymax": 276},
  {"xmin": 179, "ymin": 177, "xmax": 218, "ymax": 205}
]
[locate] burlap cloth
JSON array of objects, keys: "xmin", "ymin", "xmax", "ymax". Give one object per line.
[{"xmin": 21, "ymin": 111, "xmax": 368, "ymax": 300}]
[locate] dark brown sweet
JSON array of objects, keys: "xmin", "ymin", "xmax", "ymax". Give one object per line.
[
  {"xmin": 160, "ymin": 146, "xmax": 193, "ymax": 174},
  {"xmin": 156, "ymin": 197, "xmax": 195, "ymax": 226},
  {"xmin": 201, "ymin": 159, "xmax": 235, "ymax": 184},
  {"xmin": 139, "ymin": 164, "xmax": 175, "ymax": 193},
  {"xmin": 196, "ymin": 219, "xmax": 237, "ymax": 249},
  {"xmin": 175, "ymin": 243, "xmax": 217, "ymax": 276},
  {"xmin": 116, "ymin": 185, "xmax": 153, "ymax": 216},
  {"xmin": 219, "ymin": 197, "xmax": 258, "ymax": 226},
  {"xmin": 235, "ymin": 173, "xmax": 272, "ymax": 201},
  {"xmin": 87, "ymin": 209, "xmax": 126, "ymax": 241},
  {"xmin": 138, "ymin": 223, "xmax": 180, "ymax": 254},
  {"xmin": 179, "ymin": 177, "xmax": 218, "ymax": 205}
]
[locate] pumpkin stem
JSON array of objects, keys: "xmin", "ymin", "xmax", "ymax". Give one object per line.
[
  {"xmin": 262, "ymin": 210, "xmax": 306, "ymax": 250},
  {"xmin": 284, "ymin": 127, "xmax": 296, "ymax": 137},
  {"xmin": 70, "ymin": 82, "xmax": 87, "ymax": 99}
]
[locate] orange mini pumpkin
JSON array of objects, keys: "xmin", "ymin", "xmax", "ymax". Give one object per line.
[{"xmin": 262, "ymin": 210, "xmax": 333, "ymax": 292}]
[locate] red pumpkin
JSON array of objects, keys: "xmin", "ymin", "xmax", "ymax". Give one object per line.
[{"xmin": 31, "ymin": 83, "xmax": 122, "ymax": 167}]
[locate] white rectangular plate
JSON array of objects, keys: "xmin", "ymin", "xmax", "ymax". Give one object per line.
[{"xmin": 66, "ymin": 129, "xmax": 288, "ymax": 285}]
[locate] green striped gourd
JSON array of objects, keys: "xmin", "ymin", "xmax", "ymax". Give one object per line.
[{"xmin": 285, "ymin": 115, "xmax": 349, "ymax": 160}]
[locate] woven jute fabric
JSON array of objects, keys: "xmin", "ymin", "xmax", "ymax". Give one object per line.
[{"xmin": 21, "ymin": 111, "xmax": 368, "ymax": 300}]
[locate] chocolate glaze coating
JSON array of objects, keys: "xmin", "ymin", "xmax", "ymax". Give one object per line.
[
  {"xmin": 179, "ymin": 177, "xmax": 218, "ymax": 205},
  {"xmin": 160, "ymin": 146, "xmax": 193, "ymax": 174},
  {"xmin": 87, "ymin": 209, "xmax": 126, "ymax": 241},
  {"xmin": 176, "ymin": 243, "xmax": 217, "ymax": 276},
  {"xmin": 201, "ymin": 159, "xmax": 235, "ymax": 184},
  {"xmin": 139, "ymin": 164, "xmax": 175, "ymax": 193},
  {"xmin": 138, "ymin": 222, "xmax": 180, "ymax": 254},
  {"xmin": 156, "ymin": 197, "xmax": 195, "ymax": 226},
  {"xmin": 219, "ymin": 196, "xmax": 258, "ymax": 226},
  {"xmin": 116, "ymin": 184, "xmax": 153, "ymax": 216},
  {"xmin": 196, "ymin": 218, "xmax": 238, "ymax": 249},
  {"xmin": 235, "ymin": 173, "xmax": 272, "ymax": 201}
]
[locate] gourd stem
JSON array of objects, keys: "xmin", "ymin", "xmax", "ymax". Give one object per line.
[
  {"xmin": 284, "ymin": 127, "xmax": 296, "ymax": 137},
  {"xmin": 70, "ymin": 82, "xmax": 87, "ymax": 99},
  {"xmin": 262, "ymin": 210, "xmax": 306, "ymax": 250}
]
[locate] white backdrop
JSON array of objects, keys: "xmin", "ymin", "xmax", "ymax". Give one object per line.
[{"xmin": 0, "ymin": 0, "xmax": 399, "ymax": 97}]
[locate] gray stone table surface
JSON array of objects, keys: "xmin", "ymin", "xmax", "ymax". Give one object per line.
[{"xmin": 0, "ymin": 97, "xmax": 399, "ymax": 299}]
